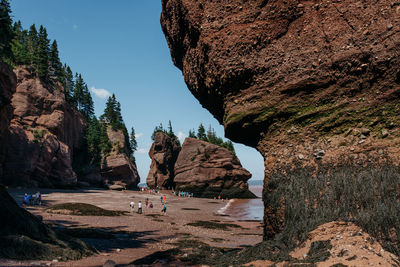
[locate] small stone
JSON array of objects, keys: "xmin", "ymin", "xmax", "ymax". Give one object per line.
[
  {"xmin": 381, "ymin": 129, "xmax": 388, "ymax": 138},
  {"xmin": 298, "ymin": 154, "xmax": 304, "ymax": 160},
  {"xmin": 116, "ymin": 248, "xmax": 121, "ymax": 252},
  {"xmin": 313, "ymin": 149, "xmax": 325, "ymax": 159},
  {"xmin": 387, "ymin": 23, "xmax": 393, "ymax": 30},
  {"xmin": 345, "ymin": 128, "xmax": 353, "ymax": 136},
  {"xmin": 360, "ymin": 134, "xmax": 367, "ymax": 139},
  {"xmin": 360, "ymin": 128, "xmax": 370, "ymax": 136},
  {"xmin": 350, "ymin": 147, "xmax": 355, "ymax": 152},
  {"xmin": 358, "ymin": 140, "xmax": 365, "ymax": 144},
  {"xmin": 52, "ymin": 260, "xmax": 58, "ymax": 263}
]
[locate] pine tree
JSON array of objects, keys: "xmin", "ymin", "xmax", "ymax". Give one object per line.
[
  {"xmin": 130, "ymin": 127, "xmax": 137, "ymax": 154},
  {"xmin": 0, "ymin": 0, "xmax": 14, "ymax": 62},
  {"xmin": 73, "ymin": 73, "xmax": 84, "ymax": 109},
  {"xmin": 99, "ymin": 123, "xmax": 111, "ymax": 154},
  {"xmin": 188, "ymin": 129, "xmax": 196, "ymax": 138},
  {"xmin": 151, "ymin": 123, "xmax": 165, "ymax": 140},
  {"xmin": 197, "ymin": 123, "xmax": 207, "ymax": 141},
  {"xmin": 27, "ymin": 24, "xmax": 38, "ymax": 67},
  {"xmin": 86, "ymin": 117, "xmax": 101, "ymax": 166},
  {"xmin": 11, "ymin": 21, "xmax": 29, "ymax": 65},
  {"xmin": 62, "ymin": 64, "xmax": 74, "ymax": 103},
  {"xmin": 81, "ymin": 84, "xmax": 94, "ymax": 120},
  {"xmin": 49, "ymin": 40, "xmax": 62, "ymax": 81},
  {"xmin": 36, "ymin": 25, "xmax": 50, "ymax": 80}
]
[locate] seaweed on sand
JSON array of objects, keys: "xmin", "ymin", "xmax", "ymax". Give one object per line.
[{"xmin": 46, "ymin": 203, "xmax": 127, "ymax": 216}]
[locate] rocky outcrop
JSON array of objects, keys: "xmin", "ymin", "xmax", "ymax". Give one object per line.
[
  {"xmin": 146, "ymin": 132, "xmax": 180, "ymax": 189},
  {"xmin": 100, "ymin": 127, "xmax": 140, "ymax": 189},
  {"xmin": 161, "ymin": 0, "xmax": 400, "ymax": 250},
  {"xmin": 0, "ymin": 62, "xmax": 16, "ymax": 179},
  {"xmin": 0, "ymin": 186, "xmax": 93, "ymax": 260},
  {"xmin": 174, "ymin": 138, "xmax": 254, "ymax": 198},
  {"xmin": 0, "ymin": 67, "xmax": 86, "ymax": 187}
]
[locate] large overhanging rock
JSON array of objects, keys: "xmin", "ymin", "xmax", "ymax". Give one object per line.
[
  {"xmin": 174, "ymin": 138, "xmax": 254, "ymax": 198},
  {"xmin": 161, "ymin": 0, "xmax": 400, "ymax": 250}
]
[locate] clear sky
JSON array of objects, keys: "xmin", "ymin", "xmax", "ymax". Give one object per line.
[{"xmin": 10, "ymin": 0, "xmax": 264, "ymax": 182}]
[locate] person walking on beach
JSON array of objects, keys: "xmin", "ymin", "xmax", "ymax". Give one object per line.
[
  {"xmin": 130, "ymin": 201, "xmax": 135, "ymax": 214},
  {"xmin": 160, "ymin": 195, "xmax": 163, "ymax": 204},
  {"xmin": 163, "ymin": 195, "xmax": 166, "ymax": 203},
  {"xmin": 138, "ymin": 201, "xmax": 142, "ymax": 214},
  {"xmin": 161, "ymin": 203, "xmax": 167, "ymax": 215}
]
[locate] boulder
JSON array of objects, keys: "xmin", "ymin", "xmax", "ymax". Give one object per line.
[
  {"xmin": 0, "ymin": 67, "xmax": 86, "ymax": 187},
  {"xmin": 174, "ymin": 138, "xmax": 254, "ymax": 198},
  {"xmin": 146, "ymin": 132, "xmax": 180, "ymax": 189}
]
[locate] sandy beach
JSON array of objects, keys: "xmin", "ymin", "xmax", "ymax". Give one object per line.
[{"xmin": 1, "ymin": 188, "xmax": 263, "ymax": 266}]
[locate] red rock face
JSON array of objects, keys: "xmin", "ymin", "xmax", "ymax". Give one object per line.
[
  {"xmin": 174, "ymin": 138, "xmax": 253, "ymax": 198},
  {"xmin": 146, "ymin": 132, "xmax": 180, "ymax": 189},
  {"xmin": 161, "ymin": 0, "xmax": 400, "ymax": 241},
  {"xmin": 0, "ymin": 68, "xmax": 86, "ymax": 187},
  {"xmin": 0, "ymin": 62, "xmax": 16, "ymax": 178},
  {"xmin": 100, "ymin": 128, "xmax": 140, "ymax": 189}
]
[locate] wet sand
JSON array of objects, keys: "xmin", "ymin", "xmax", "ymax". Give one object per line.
[{"xmin": 2, "ymin": 188, "xmax": 263, "ymax": 266}]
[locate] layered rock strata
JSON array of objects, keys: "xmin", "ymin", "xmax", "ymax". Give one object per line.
[
  {"xmin": 161, "ymin": 0, "xmax": 400, "ymax": 249},
  {"xmin": 1, "ymin": 67, "xmax": 86, "ymax": 187},
  {"xmin": 174, "ymin": 137, "xmax": 254, "ymax": 198},
  {"xmin": 100, "ymin": 128, "xmax": 140, "ymax": 189},
  {"xmin": 146, "ymin": 132, "xmax": 180, "ymax": 189}
]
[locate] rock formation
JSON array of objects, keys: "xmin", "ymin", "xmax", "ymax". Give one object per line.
[
  {"xmin": 146, "ymin": 132, "xmax": 180, "ymax": 189},
  {"xmin": 0, "ymin": 67, "xmax": 86, "ymax": 187},
  {"xmin": 0, "ymin": 62, "xmax": 16, "ymax": 179},
  {"xmin": 100, "ymin": 127, "xmax": 140, "ymax": 189},
  {"xmin": 0, "ymin": 186, "xmax": 93, "ymax": 260},
  {"xmin": 161, "ymin": 0, "xmax": 400, "ymax": 251},
  {"xmin": 174, "ymin": 138, "xmax": 254, "ymax": 198}
]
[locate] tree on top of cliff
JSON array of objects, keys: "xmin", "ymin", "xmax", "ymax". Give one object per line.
[
  {"xmin": 130, "ymin": 127, "xmax": 137, "ymax": 161},
  {"xmin": 49, "ymin": 40, "xmax": 63, "ymax": 81},
  {"xmin": 11, "ymin": 21, "xmax": 28, "ymax": 66},
  {"xmin": 190, "ymin": 124, "xmax": 235, "ymax": 153},
  {"xmin": 61, "ymin": 64, "xmax": 74, "ymax": 102},
  {"xmin": 0, "ymin": 0, "xmax": 14, "ymax": 63},
  {"xmin": 151, "ymin": 121, "xmax": 181, "ymax": 147},
  {"xmin": 36, "ymin": 25, "xmax": 50, "ymax": 81}
]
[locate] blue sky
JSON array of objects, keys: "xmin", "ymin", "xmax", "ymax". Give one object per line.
[{"xmin": 10, "ymin": 1, "xmax": 264, "ymax": 182}]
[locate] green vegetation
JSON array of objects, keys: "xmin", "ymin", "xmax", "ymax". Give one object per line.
[
  {"xmin": 186, "ymin": 220, "xmax": 242, "ymax": 230},
  {"xmin": 265, "ymin": 163, "xmax": 400, "ymax": 256},
  {"xmin": 46, "ymin": 203, "xmax": 127, "ymax": 216},
  {"xmin": 177, "ymin": 185, "xmax": 256, "ymax": 199},
  {"xmin": 189, "ymin": 123, "xmax": 235, "ymax": 153},
  {"xmin": 151, "ymin": 120, "xmax": 181, "ymax": 147}
]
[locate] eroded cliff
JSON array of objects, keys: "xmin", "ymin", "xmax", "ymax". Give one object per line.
[
  {"xmin": 161, "ymin": 0, "xmax": 400, "ymax": 252},
  {"xmin": 1, "ymin": 67, "xmax": 86, "ymax": 187}
]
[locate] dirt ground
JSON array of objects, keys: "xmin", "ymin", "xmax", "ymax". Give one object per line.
[{"xmin": 1, "ymin": 188, "xmax": 263, "ymax": 266}]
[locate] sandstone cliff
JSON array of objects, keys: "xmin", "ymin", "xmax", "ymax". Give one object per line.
[
  {"xmin": 0, "ymin": 67, "xmax": 86, "ymax": 187},
  {"xmin": 174, "ymin": 137, "xmax": 254, "ymax": 198},
  {"xmin": 161, "ymin": 0, "xmax": 400, "ymax": 252},
  {"xmin": 100, "ymin": 127, "xmax": 140, "ymax": 189},
  {"xmin": 0, "ymin": 62, "xmax": 16, "ymax": 179},
  {"xmin": 147, "ymin": 132, "xmax": 180, "ymax": 189}
]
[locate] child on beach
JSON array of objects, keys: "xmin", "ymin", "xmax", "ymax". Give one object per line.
[{"xmin": 161, "ymin": 203, "xmax": 167, "ymax": 214}]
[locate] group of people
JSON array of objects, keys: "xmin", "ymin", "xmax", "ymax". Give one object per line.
[
  {"xmin": 22, "ymin": 192, "xmax": 41, "ymax": 205},
  {"xmin": 129, "ymin": 197, "xmax": 167, "ymax": 215},
  {"xmin": 173, "ymin": 191, "xmax": 194, "ymax": 198}
]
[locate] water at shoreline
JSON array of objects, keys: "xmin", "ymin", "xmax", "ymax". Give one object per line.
[{"xmin": 218, "ymin": 186, "xmax": 263, "ymax": 221}]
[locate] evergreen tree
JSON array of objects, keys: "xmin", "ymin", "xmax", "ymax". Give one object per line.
[
  {"xmin": 130, "ymin": 127, "xmax": 137, "ymax": 154},
  {"xmin": 73, "ymin": 73, "xmax": 84, "ymax": 109},
  {"xmin": 27, "ymin": 24, "xmax": 38, "ymax": 67},
  {"xmin": 86, "ymin": 117, "xmax": 101, "ymax": 166},
  {"xmin": 197, "ymin": 123, "xmax": 207, "ymax": 141},
  {"xmin": 11, "ymin": 21, "xmax": 29, "ymax": 65},
  {"xmin": 49, "ymin": 40, "xmax": 62, "ymax": 80},
  {"xmin": 151, "ymin": 123, "xmax": 165, "ymax": 140},
  {"xmin": 99, "ymin": 123, "xmax": 111, "ymax": 154},
  {"xmin": 81, "ymin": 84, "xmax": 94, "ymax": 120},
  {"xmin": 101, "ymin": 94, "xmax": 117, "ymax": 124},
  {"xmin": 188, "ymin": 129, "xmax": 196, "ymax": 138},
  {"xmin": 36, "ymin": 25, "xmax": 50, "ymax": 80},
  {"xmin": 62, "ymin": 64, "xmax": 74, "ymax": 103},
  {"xmin": 0, "ymin": 0, "xmax": 14, "ymax": 62}
]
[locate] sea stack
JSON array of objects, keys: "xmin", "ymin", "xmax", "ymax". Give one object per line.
[{"xmin": 146, "ymin": 132, "xmax": 180, "ymax": 189}]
